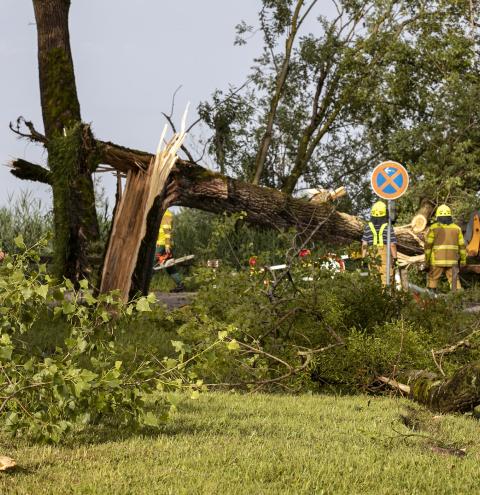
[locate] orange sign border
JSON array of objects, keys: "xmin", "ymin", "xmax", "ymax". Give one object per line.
[{"xmin": 371, "ymin": 161, "xmax": 409, "ymax": 200}]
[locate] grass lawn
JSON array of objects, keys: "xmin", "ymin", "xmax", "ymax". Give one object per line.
[{"xmin": 0, "ymin": 392, "xmax": 479, "ymax": 494}]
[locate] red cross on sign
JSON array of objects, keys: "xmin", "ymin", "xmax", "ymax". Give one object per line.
[{"xmin": 371, "ymin": 161, "xmax": 409, "ymax": 200}]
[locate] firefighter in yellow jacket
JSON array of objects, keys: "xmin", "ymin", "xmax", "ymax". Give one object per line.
[
  {"xmin": 424, "ymin": 204, "xmax": 466, "ymax": 291},
  {"xmin": 155, "ymin": 209, "xmax": 185, "ymax": 292},
  {"xmin": 361, "ymin": 201, "xmax": 398, "ymax": 285}
]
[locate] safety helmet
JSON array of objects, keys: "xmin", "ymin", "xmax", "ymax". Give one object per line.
[
  {"xmin": 371, "ymin": 201, "xmax": 387, "ymax": 217},
  {"xmin": 436, "ymin": 204, "xmax": 451, "ymax": 217}
]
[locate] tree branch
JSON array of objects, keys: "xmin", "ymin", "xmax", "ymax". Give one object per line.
[
  {"xmin": 8, "ymin": 158, "xmax": 51, "ymax": 184},
  {"xmin": 9, "ymin": 117, "xmax": 47, "ymax": 144}
]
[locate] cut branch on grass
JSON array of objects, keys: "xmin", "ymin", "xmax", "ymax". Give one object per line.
[
  {"xmin": 381, "ymin": 362, "xmax": 480, "ymax": 413},
  {"xmin": 205, "ymin": 339, "xmax": 342, "ymax": 390}
]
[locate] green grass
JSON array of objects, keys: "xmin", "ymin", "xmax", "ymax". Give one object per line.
[{"xmin": 1, "ymin": 393, "xmax": 479, "ymax": 494}]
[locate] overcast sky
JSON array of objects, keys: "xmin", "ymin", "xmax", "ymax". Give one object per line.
[{"xmin": 0, "ymin": 1, "xmax": 333, "ymax": 209}]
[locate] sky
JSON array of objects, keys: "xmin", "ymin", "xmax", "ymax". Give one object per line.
[{"xmin": 0, "ymin": 1, "xmax": 334, "ymax": 209}]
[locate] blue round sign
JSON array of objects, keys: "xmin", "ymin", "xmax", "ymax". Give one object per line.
[{"xmin": 371, "ymin": 161, "xmax": 409, "ymax": 200}]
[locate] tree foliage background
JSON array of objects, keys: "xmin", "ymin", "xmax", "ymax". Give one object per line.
[{"xmin": 199, "ymin": 0, "xmax": 479, "ymax": 218}]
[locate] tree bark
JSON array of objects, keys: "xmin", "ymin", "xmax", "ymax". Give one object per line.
[
  {"xmin": 32, "ymin": 0, "xmax": 99, "ymax": 282},
  {"xmin": 409, "ymin": 363, "xmax": 480, "ymax": 413},
  {"xmin": 10, "ymin": 159, "xmax": 51, "ymax": 184}
]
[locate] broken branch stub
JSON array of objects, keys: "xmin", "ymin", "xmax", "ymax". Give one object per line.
[{"xmin": 100, "ymin": 127, "xmax": 187, "ymax": 301}]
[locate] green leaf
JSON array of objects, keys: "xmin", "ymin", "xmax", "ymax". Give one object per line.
[
  {"xmin": 218, "ymin": 330, "xmax": 228, "ymax": 341},
  {"xmin": 80, "ymin": 369, "xmax": 98, "ymax": 382},
  {"xmin": 190, "ymin": 390, "xmax": 200, "ymax": 400},
  {"xmin": 14, "ymin": 235, "xmax": 26, "ymax": 250},
  {"xmin": 142, "ymin": 411, "xmax": 159, "ymax": 428},
  {"xmin": 136, "ymin": 298, "xmax": 151, "ymax": 312},
  {"xmin": 62, "ymin": 302, "xmax": 75, "ymax": 315},
  {"xmin": 35, "ymin": 284, "xmax": 49, "ymax": 299},
  {"xmin": 171, "ymin": 340, "xmax": 185, "ymax": 353},
  {"xmin": 227, "ymin": 339, "xmax": 240, "ymax": 351},
  {"xmin": 79, "ymin": 279, "xmax": 89, "ymax": 290},
  {"xmin": 21, "ymin": 287, "xmax": 33, "ymax": 300},
  {"xmin": 146, "ymin": 292, "xmax": 157, "ymax": 303},
  {"xmin": 84, "ymin": 291, "xmax": 96, "ymax": 306},
  {"xmin": 0, "ymin": 346, "xmax": 13, "ymax": 361},
  {"xmin": 165, "ymin": 358, "xmax": 177, "ymax": 369}
]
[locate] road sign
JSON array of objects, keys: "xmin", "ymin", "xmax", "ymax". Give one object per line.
[{"xmin": 371, "ymin": 161, "xmax": 409, "ymax": 200}]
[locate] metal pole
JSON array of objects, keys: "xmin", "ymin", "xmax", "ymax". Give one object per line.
[{"xmin": 386, "ymin": 200, "xmax": 392, "ymax": 287}]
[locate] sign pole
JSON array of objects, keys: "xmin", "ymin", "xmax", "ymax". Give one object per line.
[
  {"xmin": 386, "ymin": 200, "xmax": 392, "ymax": 287},
  {"xmin": 371, "ymin": 161, "xmax": 409, "ymax": 288}
]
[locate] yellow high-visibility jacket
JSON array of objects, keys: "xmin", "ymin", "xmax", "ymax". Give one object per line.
[
  {"xmin": 424, "ymin": 222, "xmax": 466, "ymax": 267},
  {"xmin": 157, "ymin": 210, "xmax": 173, "ymax": 249}
]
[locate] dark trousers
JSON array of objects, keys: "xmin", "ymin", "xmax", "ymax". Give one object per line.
[{"xmin": 154, "ymin": 245, "xmax": 182, "ymax": 285}]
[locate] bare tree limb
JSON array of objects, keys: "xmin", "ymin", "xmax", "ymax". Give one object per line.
[
  {"xmin": 8, "ymin": 158, "xmax": 51, "ymax": 184},
  {"xmin": 9, "ymin": 117, "xmax": 47, "ymax": 144}
]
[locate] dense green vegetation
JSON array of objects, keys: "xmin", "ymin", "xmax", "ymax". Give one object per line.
[
  {"xmin": 0, "ymin": 239, "xmax": 210, "ymax": 442},
  {"xmin": 200, "ymin": 0, "xmax": 479, "ymax": 217}
]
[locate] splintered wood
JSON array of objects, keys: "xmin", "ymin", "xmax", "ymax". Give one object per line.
[{"xmin": 100, "ymin": 121, "xmax": 187, "ymax": 301}]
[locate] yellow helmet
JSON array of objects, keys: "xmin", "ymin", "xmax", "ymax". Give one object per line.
[
  {"xmin": 436, "ymin": 204, "xmax": 451, "ymax": 217},
  {"xmin": 371, "ymin": 201, "xmax": 387, "ymax": 217}
]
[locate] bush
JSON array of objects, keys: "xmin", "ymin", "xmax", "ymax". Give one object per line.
[
  {"xmin": 0, "ymin": 184, "xmax": 111, "ymax": 259},
  {"xmin": 168, "ymin": 254, "xmax": 480, "ymax": 393},
  {"xmin": 173, "ymin": 208, "xmax": 292, "ymax": 267},
  {"xmin": 0, "ymin": 191, "xmax": 52, "ymax": 253}
]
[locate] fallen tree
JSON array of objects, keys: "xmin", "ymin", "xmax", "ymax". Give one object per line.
[
  {"xmin": 94, "ymin": 141, "xmax": 425, "ymax": 254},
  {"xmin": 12, "ymin": 139, "xmax": 425, "ymax": 294},
  {"xmin": 9, "ymin": 0, "xmax": 428, "ymax": 291}
]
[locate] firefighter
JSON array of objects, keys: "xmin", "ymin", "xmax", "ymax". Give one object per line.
[
  {"xmin": 155, "ymin": 209, "xmax": 185, "ymax": 292},
  {"xmin": 361, "ymin": 201, "xmax": 398, "ymax": 285},
  {"xmin": 424, "ymin": 204, "xmax": 466, "ymax": 291}
]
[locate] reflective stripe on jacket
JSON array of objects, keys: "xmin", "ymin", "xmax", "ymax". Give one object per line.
[
  {"xmin": 157, "ymin": 210, "xmax": 173, "ymax": 249},
  {"xmin": 368, "ymin": 222, "xmax": 387, "ymax": 247},
  {"xmin": 424, "ymin": 222, "xmax": 466, "ymax": 266}
]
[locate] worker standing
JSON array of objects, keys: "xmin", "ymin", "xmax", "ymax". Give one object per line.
[
  {"xmin": 155, "ymin": 209, "xmax": 185, "ymax": 292},
  {"xmin": 361, "ymin": 201, "xmax": 398, "ymax": 285},
  {"xmin": 424, "ymin": 204, "xmax": 466, "ymax": 291}
]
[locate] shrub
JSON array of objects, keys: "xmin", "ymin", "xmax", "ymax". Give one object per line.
[
  {"xmin": 172, "ymin": 208, "xmax": 292, "ymax": 266},
  {"xmin": 0, "ymin": 237, "xmax": 205, "ymax": 442},
  {"xmin": 169, "ymin": 254, "xmax": 479, "ymax": 393}
]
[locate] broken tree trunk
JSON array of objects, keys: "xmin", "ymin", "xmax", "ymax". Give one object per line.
[
  {"xmin": 95, "ymin": 142, "xmax": 424, "ymax": 253},
  {"xmin": 100, "ymin": 129, "xmax": 186, "ymax": 301}
]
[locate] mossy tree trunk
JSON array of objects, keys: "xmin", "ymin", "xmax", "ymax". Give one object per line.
[
  {"xmin": 33, "ymin": 0, "xmax": 99, "ymax": 282},
  {"xmin": 409, "ymin": 363, "xmax": 480, "ymax": 413}
]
